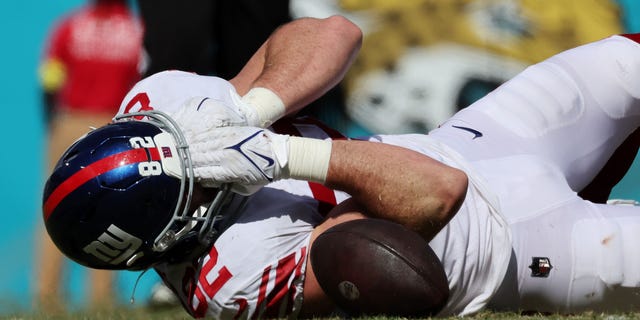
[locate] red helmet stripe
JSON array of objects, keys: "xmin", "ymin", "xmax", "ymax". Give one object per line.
[
  {"xmin": 148, "ymin": 146, "xmax": 161, "ymax": 161},
  {"xmin": 43, "ymin": 148, "xmax": 152, "ymax": 221}
]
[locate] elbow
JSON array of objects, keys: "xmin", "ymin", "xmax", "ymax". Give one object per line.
[
  {"xmin": 409, "ymin": 167, "xmax": 468, "ymax": 241},
  {"xmin": 437, "ymin": 167, "xmax": 468, "ymax": 223},
  {"xmin": 325, "ymin": 15, "xmax": 363, "ymax": 52}
]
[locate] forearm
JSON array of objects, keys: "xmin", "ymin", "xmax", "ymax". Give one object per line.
[
  {"xmin": 230, "ymin": 15, "xmax": 362, "ymax": 117},
  {"xmin": 321, "ymin": 140, "xmax": 468, "ymax": 240},
  {"xmin": 188, "ymin": 128, "xmax": 466, "ymax": 237}
]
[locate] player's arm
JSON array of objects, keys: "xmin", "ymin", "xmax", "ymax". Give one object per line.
[
  {"xmin": 228, "ymin": 15, "xmax": 362, "ymax": 127},
  {"xmin": 324, "ymin": 140, "xmax": 467, "ymax": 240},
  {"xmin": 192, "ymin": 126, "xmax": 468, "ymax": 240},
  {"xmin": 171, "ymin": 16, "xmax": 360, "ymax": 136},
  {"xmin": 301, "ymin": 142, "xmax": 465, "ymax": 316},
  {"xmin": 298, "ymin": 141, "xmax": 465, "ymax": 317}
]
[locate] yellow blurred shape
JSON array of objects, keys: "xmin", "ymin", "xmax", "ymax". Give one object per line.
[{"xmin": 39, "ymin": 58, "xmax": 67, "ymax": 92}]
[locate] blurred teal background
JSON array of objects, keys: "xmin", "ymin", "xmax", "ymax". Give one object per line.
[
  {"xmin": 0, "ymin": 0, "xmax": 159, "ymax": 313},
  {"xmin": 0, "ymin": 0, "xmax": 639, "ymax": 315}
]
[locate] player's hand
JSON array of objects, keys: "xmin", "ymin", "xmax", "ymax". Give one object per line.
[
  {"xmin": 173, "ymin": 85, "xmax": 286, "ymax": 133},
  {"xmin": 172, "ymin": 96, "xmax": 259, "ymax": 134},
  {"xmin": 187, "ymin": 126, "xmax": 290, "ymax": 195}
]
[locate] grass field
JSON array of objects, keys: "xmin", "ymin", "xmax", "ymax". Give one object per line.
[{"xmin": 4, "ymin": 307, "xmax": 640, "ymax": 320}]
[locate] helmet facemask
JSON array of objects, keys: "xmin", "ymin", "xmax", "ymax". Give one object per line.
[{"xmin": 112, "ymin": 110, "xmax": 235, "ymax": 267}]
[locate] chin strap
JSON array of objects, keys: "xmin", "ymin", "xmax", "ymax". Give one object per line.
[{"xmin": 129, "ymin": 268, "xmax": 151, "ymax": 305}]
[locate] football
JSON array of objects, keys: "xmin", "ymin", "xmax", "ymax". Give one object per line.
[{"xmin": 310, "ymin": 218, "xmax": 449, "ymax": 317}]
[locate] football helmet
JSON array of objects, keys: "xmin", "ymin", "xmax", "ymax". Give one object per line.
[{"xmin": 42, "ymin": 110, "xmax": 234, "ymax": 270}]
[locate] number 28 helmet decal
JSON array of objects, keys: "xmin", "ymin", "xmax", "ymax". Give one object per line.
[{"xmin": 42, "ymin": 111, "xmax": 232, "ymax": 270}]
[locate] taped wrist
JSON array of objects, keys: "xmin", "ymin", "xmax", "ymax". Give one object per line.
[
  {"xmin": 241, "ymin": 87, "xmax": 285, "ymax": 128},
  {"xmin": 285, "ymin": 136, "xmax": 332, "ymax": 183}
]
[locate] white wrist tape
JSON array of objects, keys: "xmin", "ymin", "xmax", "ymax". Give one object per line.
[
  {"xmin": 241, "ymin": 87, "xmax": 285, "ymax": 128},
  {"xmin": 286, "ymin": 136, "xmax": 332, "ymax": 183}
]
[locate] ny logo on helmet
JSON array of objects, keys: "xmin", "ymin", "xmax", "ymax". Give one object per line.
[{"xmin": 83, "ymin": 224, "xmax": 143, "ymax": 265}]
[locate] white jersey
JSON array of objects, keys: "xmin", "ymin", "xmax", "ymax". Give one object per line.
[
  {"xmin": 117, "ymin": 73, "xmax": 350, "ymax": 318},
  {"xmin": 154, "ymin": 182, "xmax": 349, "ymax": 319},
  {"xmin": 121, "ymin": 34, "xmax": 640, "ymax": 317},
  {"xmin": 428, "ymin": 34, "xmax": 640, "ymax": 313},
  {"xmin": 117, "ymin": 71, "xmax": 512, "ymax": 317},
  {"xmin": 117, "ymin": 70, "xmax": 241, "ymax": 118},
  {"xmin": 370, "ymin": 134, "xmax": 511, "ymax": 316}
]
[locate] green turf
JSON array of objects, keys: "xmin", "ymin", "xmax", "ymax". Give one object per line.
[
  {"xmin": 1, "ymin": 306, "xmax": 190, "ymax": 320},
  {"xmin": 3, "ymin": 307, "xmax": 640, "ymax": 320}
]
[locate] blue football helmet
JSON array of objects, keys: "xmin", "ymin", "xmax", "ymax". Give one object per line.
[{"xmin": 43, "ymin": 111, "xmax": 233, "ymax": 270}]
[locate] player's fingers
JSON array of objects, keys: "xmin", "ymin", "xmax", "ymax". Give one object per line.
[{"xmin": 193, "ymin": 166, "xmax": 239, "ymax": 184}]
